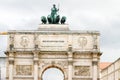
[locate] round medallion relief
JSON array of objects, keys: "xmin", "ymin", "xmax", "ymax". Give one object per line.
[
  {"xmin": 78, "ymin": 37, "xmax": 87, "ymax": 48},
  {"xmin": 20, "ymin": 36, "xmax": 29, "ymax": 47}
]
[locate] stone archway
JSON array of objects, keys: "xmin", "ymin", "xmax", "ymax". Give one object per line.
[
  {"xmin": 6, "ymin": 24, "xmax": 101, "ymax": 80},
  {"xmin": 41, "ymin": 66, "xmax": 65, "ymax": 80},
  {"xmin": 42, "ymin": 67, "xmax": 64, "ymax": 80}
]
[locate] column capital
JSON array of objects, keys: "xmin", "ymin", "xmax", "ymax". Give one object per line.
[
  {"xmin": 32, "ymin": 50, "xmax": 39, "ymax": 55},
  {"xmin": 67, "ymin": 52, "xmax": 73, "ymax": 58},
  {"xmin": 9, "ymin": 60, "xmax": 14, "ymax": 64},
  {"xmin": 92, "ymin": 61, "xmax": 98, "ymax": 65},
  {"xmin": 68, "ymin": 45, "xmax": 72, "ymax": 52},
  {"xmin": 68, "ymin": 50, "xmax": 73, "ymax": 65},
  {"xmin": 33, "ymin": 56, "xmax": 39, "ymax": 64},
  {"xmin": 33, "ymin": 51, "xmax": 39, "ymax": 65},
  {"xmin": 34, "ymin": 60, "xmax": 39, "ymax": 65},
  {"xmin": 68, "ymin": 60, "xmax": 73, "ymax": 65},
  {"xmin": 5, "ymin": 51, "xmax": 16, "ymax": 57},
  {"xmin": 64, "ymin": 78, "xmax": 68, "ymax": 80},
  {"xmin": 32, "ymin": 51, "xmax": 40, "ymax": 60}
]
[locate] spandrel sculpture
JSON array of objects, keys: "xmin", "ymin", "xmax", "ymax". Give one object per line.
[{"xmin": 41, "ymin": 4, "xmax": 66, "ymax": 24}]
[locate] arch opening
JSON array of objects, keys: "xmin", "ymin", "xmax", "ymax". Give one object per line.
[{"xmin": 42, "ymin": 67, "xmax": 64, "ymax": 80}]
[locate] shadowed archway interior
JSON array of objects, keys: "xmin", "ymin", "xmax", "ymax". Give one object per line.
[{"xmin": 42, "ymin": 68, "xmax": 64, "ymax": 80}]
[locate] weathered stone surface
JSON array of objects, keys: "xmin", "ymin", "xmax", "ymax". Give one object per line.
[
  {"xmin": 38, "ymin": 24, "xmax": 69, "ymax": 31},
  {"xmin": 5, "ymin": 24, "xmax": 101, "ymax": 80},
  {"xmin": 7, "ymin": 25, "xmax": 100, "ymax": 52}
]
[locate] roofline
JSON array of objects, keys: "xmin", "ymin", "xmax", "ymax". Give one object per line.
[
  {"xmin": 8, "ymin": 30, "xmax": 100, "ymax": 35},
  {"xmin": 101, "ymin": 57, "xmax": 120, "ymax": 71}
]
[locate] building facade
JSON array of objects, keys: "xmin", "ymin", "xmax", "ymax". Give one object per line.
[
  {"xmin": 101, "ymin": 58, "xmax": 120, "ymax": 80},
  {"xmin": 5, "ymin": 24, "xmax": 101, "ymax": 80},
  {"xmin": 0, "ymin": 56, "xmax": 6, "ymax": 80}
]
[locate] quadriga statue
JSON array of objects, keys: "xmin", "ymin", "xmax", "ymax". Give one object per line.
[{"xmin": 41, "ymin": 4, "xmax": 66, "ymax": 24}]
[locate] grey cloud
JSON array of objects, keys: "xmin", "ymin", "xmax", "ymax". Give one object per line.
[
  {"xmin": 0, "ymin": 23, "xmax": 8, "ymax": 31},
  {"xmin": 0, "ymin": 0, "xmax": 120, "ymax": 62}
]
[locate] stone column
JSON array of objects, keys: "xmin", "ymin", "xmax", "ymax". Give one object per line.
[
  {"xmin": 9, "ymin": 60, "xmax": 14, "ymax": 80},
  {"xmin": 8, "ymin": 51, "xmax": 14, "ymax": 80},
  {"xmin": 92, "ymin": 61, "xmax": 98, "ymax": 80},
  {"xmin": 68, "ymin": 46, "xmax": 73, "ymax": 80},
  {"xmin": 97, "ymin": 58, "xmax": 100, "ymax": 80},
  {"xmin": 33, "ymin": 51, "xmax": 39, "ymax": 80},
  {"xmin": 34, "ymin": 61, "xmax": 38, "ymax": 80},
  {"xmin": 68, "ymin": 60, "xmax": 73, "ymax": 80}
]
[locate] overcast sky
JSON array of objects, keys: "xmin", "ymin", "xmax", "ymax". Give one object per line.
[{"xmin": 0, "ymin": 0, "xmax": 120, "ymax": 62}]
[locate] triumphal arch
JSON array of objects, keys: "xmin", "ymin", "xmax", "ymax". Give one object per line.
[{"xmin": 5, "ymin": 4, "xmax": 101, "ymax": 80}]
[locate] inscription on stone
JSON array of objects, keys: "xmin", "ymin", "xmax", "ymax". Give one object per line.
[
  {"xmin": 40, "ymin": 36, "xmax": 68, "ymax": 51},
  {"xmin": 16, "ymin": 65, "xmax": 32, "ymax": 75},
  {"xmin": 41, "ymin": 40, "xmax": 65, "ymax": 47},
  {"xmin": 74, "ymin": 66, "xmax": 90, "ymax": 76},
  {"xmin": 43, "ymin": 40, "xmax": 64, "ymax": 42}
]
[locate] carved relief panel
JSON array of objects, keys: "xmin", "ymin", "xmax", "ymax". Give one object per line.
[
  {"xmin": 39, "ymin": 60, "xmax": 68, "ymax": 69},
  {"xmin": 73, "ymin": 35, "xmax": 94, "ymax": 50},
  {"xmin": 74, "ymin": 66, "xmax": 90, "ymax": 76},
  {"xmin": 78, "ymin": 37, "xmax": 87, "ymax": 49},
  {"xmin": 16, "ymin": 65, "xmax": 32, "ymax": 75},
  {"xmin": 14, "ymin": 35, "xmax": 34, "ymax": 50},
  {"xmin": 20, "ymin": 36, "xmax": 29, "ymax": 47}
]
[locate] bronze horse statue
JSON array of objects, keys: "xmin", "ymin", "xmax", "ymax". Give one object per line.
[{"xmin": 41, "ymin": 4, "xmax": 66, "ymax": 24}]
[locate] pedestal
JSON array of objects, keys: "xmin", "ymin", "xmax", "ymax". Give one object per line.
[{"xmin": 38, "ymin": 24, "xmax": 69, "ymax": 31}]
